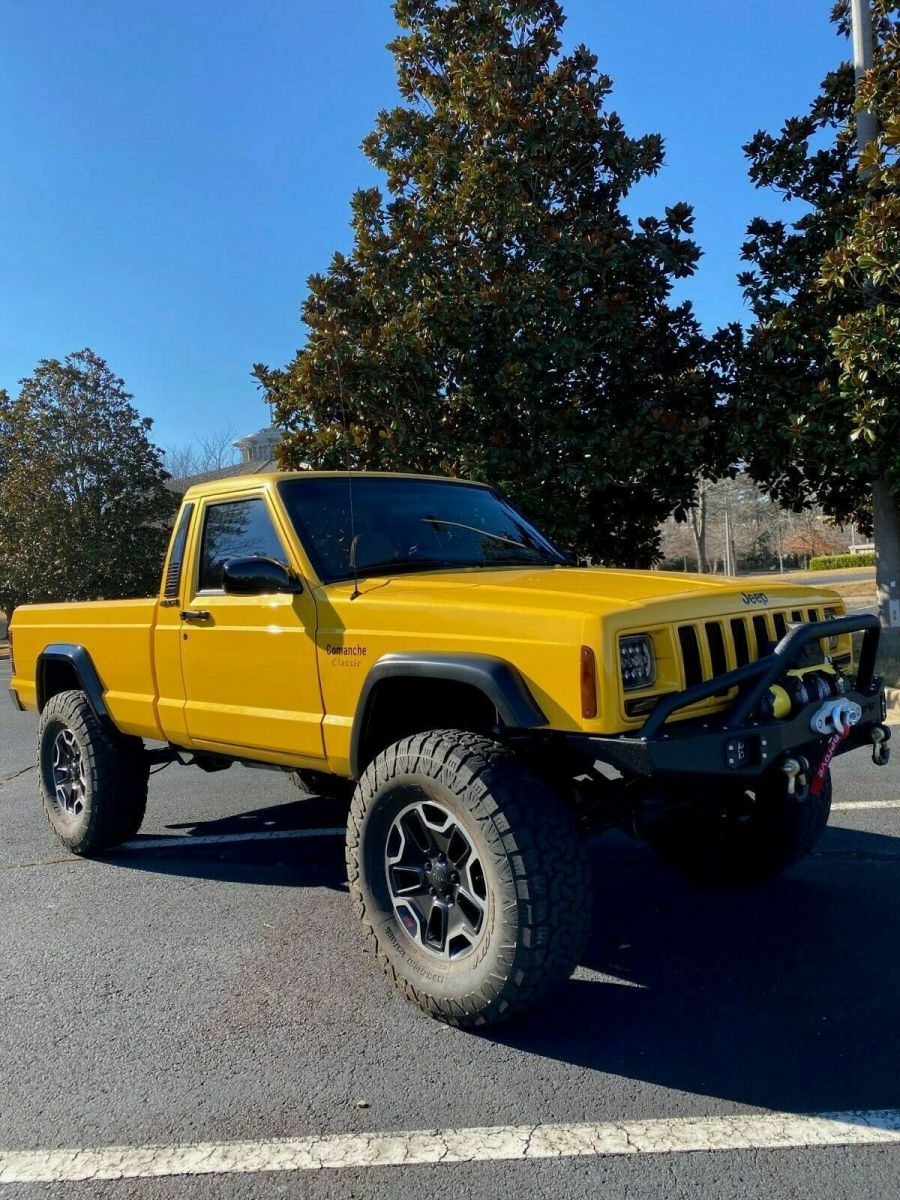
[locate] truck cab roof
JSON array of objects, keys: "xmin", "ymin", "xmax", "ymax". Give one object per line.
[{"xmin": 181, "ymin": 470, "xmax": 491, "ymax": 502}]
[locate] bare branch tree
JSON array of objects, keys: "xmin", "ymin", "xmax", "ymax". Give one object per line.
[
  {"xmin": 164, "ymin": 426, "xmax": 239, "ymax": 481},
  {"xmin": 661, "ymin": 474, "xmax": 851, "ymax": 574}
]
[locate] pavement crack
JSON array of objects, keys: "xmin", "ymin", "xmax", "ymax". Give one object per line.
[
  {"xmin": 813, "ymin": 849, "xmax": 900, "ymax": 863},
  {"xmin": 522, "ymin": 1124, "xmax": 538, "ymax": 1159},
  {"xmin": 0, "ymin": 856, "xmax": 87, "ymax": 871},
  {"xmin": 0, "ymin": 764, "xmax": 35, "ymax": 790}
]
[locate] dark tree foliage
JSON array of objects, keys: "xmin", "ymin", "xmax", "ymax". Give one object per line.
[
  {"xmin": 0, "ymin": 349, "xmax": 177, "ymax": 616},
  {"xmin": 735, "ymin": 1, "xmax": 900, "ymax": 531},
  {"xmin": 822, "ymin": 5, "xmax": 900, "ymax": 463},
  {"xmin": 255, "ymin": 0, "xmax": 731, "ymax": 564}
]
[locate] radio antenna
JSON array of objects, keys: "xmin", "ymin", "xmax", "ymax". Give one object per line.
[{"xmin": 334, "ymin": 344, "xmax": 360, "ymax": 600}]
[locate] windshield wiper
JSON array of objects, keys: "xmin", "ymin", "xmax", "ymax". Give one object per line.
[
  {"xmin": 476, "ymin": 554, "xmax": 557, "ymax": 567},
  {"xmin": 423, "ymin": 517, "xmax": 528, "ymax": 549},
  {"xmin": 350, "ymin": 557, "xmax": 468, "ymax": 577},
  {"xmin": 346, "ymin": 555, "xmax": 553, "ymax": 580},
  {"xmin": 422, "ymin": 517, "xmax": 560, "ymax": 565}
]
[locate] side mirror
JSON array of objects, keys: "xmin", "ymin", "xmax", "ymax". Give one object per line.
[{"xmin": 221, "ymin": 557, "xmax": 301, "ymax": 596}]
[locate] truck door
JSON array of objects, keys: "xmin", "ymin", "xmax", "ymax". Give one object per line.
[{"xmin": 178, "ymin": 490, "xmax": 325, "ymax": 760}]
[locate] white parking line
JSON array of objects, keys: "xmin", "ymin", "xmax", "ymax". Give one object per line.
[
  {"xmin": 111, "ymin": 799, "xmax": 900, "ymax": 852},
  {"xmin": 832, "ymin": 800, "xmax": 900, "ymax": 811},
  {"xmin": 123, "ymin": 828, "xmax": 346, "ymax": 850},
  {"xmin": 126, "ymin": 800, "xmax": 900, "ymax": 849},
  {"xmin": 2, "ymin": 1110, "xmax": 900, "ymax": 1184}
]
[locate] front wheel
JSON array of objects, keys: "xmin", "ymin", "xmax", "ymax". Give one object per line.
[
  {"xmin": 346, "ymin": 730, "xmax": 592, "ymax": 1027},
  {"xmin": 642, "ymin": 769, "xmax": 832, "ymax": 886}
]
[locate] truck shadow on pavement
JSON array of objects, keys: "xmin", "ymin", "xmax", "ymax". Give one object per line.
[
  {"xmin": 108, "ymin": 796, "xmax": 352, "ymax": 889},
  {"xmin": 490, "ymin": 825, "xmax": 900, "ymax": 1115},
  {"xmin": 112, "ymin": 804, "xmax": 900, "ymax": 1114}
]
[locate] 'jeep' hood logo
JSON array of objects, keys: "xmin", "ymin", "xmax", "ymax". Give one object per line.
[{"xmin": 741, "ymin": 592, "xmax": 768, "ymax": 605}]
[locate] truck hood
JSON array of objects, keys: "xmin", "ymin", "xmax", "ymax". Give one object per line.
[{"xmin": 344, "ymin": 565, "xmax": 838, "ymax": 620}]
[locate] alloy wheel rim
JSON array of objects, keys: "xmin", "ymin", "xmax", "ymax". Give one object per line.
[
  {"xmin": 385, "ymin": 799, "xmax": 488, "ymax": 961},
  {"xmin": 51, "ymin": 729, "xmax": 87, "ymax": 817}
]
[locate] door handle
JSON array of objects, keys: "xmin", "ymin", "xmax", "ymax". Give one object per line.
[{"xmin": 180, "ymin": 609, "xmax": 211, "ymax": 623}]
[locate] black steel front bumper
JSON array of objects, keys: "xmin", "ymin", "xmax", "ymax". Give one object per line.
[{"xmin": 566, "ymin": 614, "xmax": 888, "ymax": 781}]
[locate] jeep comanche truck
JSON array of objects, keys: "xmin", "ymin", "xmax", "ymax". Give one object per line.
[{"xmin": 8, "ymin": 472, "xmax": 891, "ymax": 1026}]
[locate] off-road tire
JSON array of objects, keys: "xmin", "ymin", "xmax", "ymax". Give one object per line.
[
  {"xmin": 643, "ymin": 769, "xmax": 832, "ymax": 886},
  {"xmin": 287, "ymin": 769, "xmax": 354, "ymax": 803},
  {"xmin": 38, "ymin": 690, "xmax": 149, "ymax": 855},
  {"xmin": 346, "ymin": 729, "xmax": 592, "ymax": 1027}
]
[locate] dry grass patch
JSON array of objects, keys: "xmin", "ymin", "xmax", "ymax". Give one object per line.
[{"xmin": 827, "ymin": 580, "xmax": 876, "ymax": 600}]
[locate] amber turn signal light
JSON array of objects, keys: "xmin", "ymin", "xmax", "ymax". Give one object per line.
[{"xmin": 580, "ymin": 645, "xmax": 598, "ymax": 719}]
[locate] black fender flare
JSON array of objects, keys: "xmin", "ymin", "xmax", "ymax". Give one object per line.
[
  {"xmin": 36, "ymin": 643, "xmax": 114, "ymax": 732},
  {"xmin": 349, "ymin": 652, "xmax": 547, "ymax": 778}
]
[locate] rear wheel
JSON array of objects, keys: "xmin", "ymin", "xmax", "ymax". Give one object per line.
[
  {"xmin": 642, "ymin": 769, "xmax": 832, "ymax": 885},
  {"xmin": 38, "ymin": 690, "xmax": 148, "ymax": 855},
  {"xmin": 346, "ymin": 729, "xmax": 591, "ymax": 1027}
]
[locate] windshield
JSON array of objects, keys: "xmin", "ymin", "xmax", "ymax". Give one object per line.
[{"xmin": 278, "ymin": 476, "xmax": 566, "ymax": 584}]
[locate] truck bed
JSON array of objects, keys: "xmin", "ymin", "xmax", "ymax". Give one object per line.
[{"xmin": 10, "ymin": 599, "xmax": 163, "ymax": 740}]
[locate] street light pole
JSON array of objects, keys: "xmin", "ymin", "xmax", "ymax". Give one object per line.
[
  {"xmin": 851, "ymin": 0, "xmax": 878, "ymax": 153},
  {"xmin": 723, "ymin": 482, "xmax": 734, "ymax": 576},
  {"xmin": 850, "ymin": 0, "xmax": 900, "ymax": 630}
]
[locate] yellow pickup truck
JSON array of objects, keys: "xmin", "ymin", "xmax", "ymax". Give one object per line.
[{"xmin": 8, "ymin": 471, "xmax": 890, "ymax": 1026}]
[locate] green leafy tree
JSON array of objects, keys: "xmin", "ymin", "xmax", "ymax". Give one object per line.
[
  {"xmin": 255, "ymin": 0, "xmax": 731, "ymax": 564},
  {"xmin": 0, "ymin": 349, "xmax": 176, "ymax": 617},
  {"xmin": 735, "ymin": 1, "xmax": 900, "ymax": 625},
  {"xmin": 822, "ymin": 3, "xmax": 900, "ymax": 626}
]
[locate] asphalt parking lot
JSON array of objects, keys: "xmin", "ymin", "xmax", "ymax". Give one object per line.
[{"xmin": 1, "ymin": 657, "xmax": 899, "ymax": 1199}]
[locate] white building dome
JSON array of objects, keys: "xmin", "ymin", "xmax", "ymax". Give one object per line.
[{"xmin": 233, "ymin": 426, "xmax": 283, "ymax": 464}]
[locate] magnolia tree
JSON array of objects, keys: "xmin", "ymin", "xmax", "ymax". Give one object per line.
[
  {"xmin": 255, "ymin": 0, "xmax": 733, "ymax": 564},
  {"xmin": 0, "ymin": 349, "xmax": 176, "ymax": 617},
  {"xmin": 823, "ymin": 2, "xmax": 900, "ymax": 625},
  {"xmin": 735, "ymin": 1, "xmax": 900, "ymax": 627}
]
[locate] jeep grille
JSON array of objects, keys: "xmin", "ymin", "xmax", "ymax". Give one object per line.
[{"xmin": 675, "ymin": 607, "xmax": 824, "ymax": 693}]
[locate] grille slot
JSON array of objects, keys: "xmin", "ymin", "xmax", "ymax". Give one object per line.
[
  {"xmin": 752, "ymin": 614, "xmax": 770, "ymax": 658},
  {"xmin": 678, "ymin": 626, "xmax": 703, "ymax": 688},
  {"xmin": 773, "ymin": 611, "xmax": 788, "ymax": 641},
  {"xmin": 731, "ymin": 618, "xmax": 750, "ymax": 666},
  {"xmin": 705, "ymin": 622, "xmax": 730, "ymax": 696},
  {"xmin": 705, "ymin": 622, "xmax": 728, "ymax": 675}
]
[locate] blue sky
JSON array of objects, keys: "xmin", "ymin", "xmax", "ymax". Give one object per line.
[{"xmin": 1, "ymin": 1, "xmax": 846, "ymax": 453}]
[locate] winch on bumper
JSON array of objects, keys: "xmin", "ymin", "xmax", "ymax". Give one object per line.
[{"xmin": 567, "ymin": 614, "xmax": 890, "ymax": 782}]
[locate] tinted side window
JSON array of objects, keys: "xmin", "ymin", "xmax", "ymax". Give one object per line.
[{"xmin": 198, "ymin": 499, "xmax": 287, "ymax": 591}]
